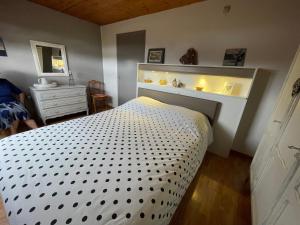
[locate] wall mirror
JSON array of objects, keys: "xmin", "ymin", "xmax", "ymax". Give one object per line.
[{"xmin": 30, "ymin": 40, "xmax": 69, "ymax": 77}]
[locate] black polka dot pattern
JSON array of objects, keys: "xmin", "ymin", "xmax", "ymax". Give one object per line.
[{"xmin": 0, "ymin": 97, "xmax": 211, "ymax": 225}]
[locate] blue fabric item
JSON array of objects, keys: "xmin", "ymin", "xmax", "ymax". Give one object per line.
[
  {"xmin": 0, "ymin": 78, "xmax": 22, "ymax": 104},
  {"xmin": 0, "ymin": 102, "xmax": 30, "ymax": 130}
]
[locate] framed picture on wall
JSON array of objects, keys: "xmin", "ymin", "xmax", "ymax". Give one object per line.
[
  {"xmin": 147, "ymin": 48, "xmax": 165, "ymax": 64},
  {"xmin": 0, "ymin": 37, "xmax": 7, "ymax": 57},
  {"xmin": 223, "ymin": 48, "xmax": 247, "ymax": 66}
]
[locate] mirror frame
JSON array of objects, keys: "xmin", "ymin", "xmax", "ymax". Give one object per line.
[{"xmin": 30, "ymin": 40, "xmax": 69, "ymax": 77}]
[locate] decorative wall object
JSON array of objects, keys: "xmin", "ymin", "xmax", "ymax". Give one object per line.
[
  {"xmin": 223, "ymin": 5, "xmax": 231, "ymax": 15},
  {"xmin": 0, "ymin": 38, "xmax": 7, "ymax": 57},
  {"xmin": 223, "ymin": 48, "xmax": 247, "ymax": 66},
  {"xmin": 147, "ymin": 48, "xmax": 165, "ymax": 64},
  {"xmin": 179, "ymin": 48, "xmax": 198, "ymax": 65}
]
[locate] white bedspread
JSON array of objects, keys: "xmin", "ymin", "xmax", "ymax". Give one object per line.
[{"xmin": 0, "ymin": 97, "xmax": 212, "ymax": 225}]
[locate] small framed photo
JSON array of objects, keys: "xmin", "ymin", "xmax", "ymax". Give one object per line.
[
  {"xmin": 223, "ymin": 48, "xmax": 247, "ymax": 66},
  {"xmin": 147, "ymin": 48, "xmax": 165, "ymax": 64}
]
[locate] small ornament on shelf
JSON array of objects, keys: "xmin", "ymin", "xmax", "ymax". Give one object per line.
[
  {"xmin": 223, "ymin": 82, "xmax": 235, "ymax": 95},
  {"xmin": 144, "ymin": 79, "xmax": 153, "ymax": 83},
  {"xmin": 195, "ymin": 86, "xmax": 204, "ymax": 91},
  {"xmin": 172, "ymin": 78, "xmax": 178, "ymax": 87},
  {"xmin": 177, "ymin": 80, "xmax": 184, "ymax": 88},
  {"xmin": 159, "ymin": 79, "xmax": 167, "ymax": 85},
  {"xmin": 195, "ymin": 79, "xmax": 206, "ymax": 91}
]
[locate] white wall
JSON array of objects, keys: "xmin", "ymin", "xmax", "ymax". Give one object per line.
[
  {"xmin": 101, "ymin": 0, "xmax": 300, "ymax": 156},
  {"xmin": 0, "ymin": 0, "xmax": 103, "ymax": 91}
]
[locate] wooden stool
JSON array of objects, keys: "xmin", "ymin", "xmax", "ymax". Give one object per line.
[{"xmin": 87, "ymin": 80, "xmax": 110, "ymax": 113}]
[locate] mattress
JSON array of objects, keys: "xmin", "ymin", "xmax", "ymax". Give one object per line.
[{"xmin": 0, "ymin": 96, "xmax": 212, "ymax": 225}]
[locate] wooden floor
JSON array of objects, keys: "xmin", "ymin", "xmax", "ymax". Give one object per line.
[
  {"xmin": 170, "ymin": 151, "xmax": 252, "ymax": 225},
  {"xmin": 0, "ymin": 148, "xmax": 251, "ymax": 225},
  {"xmin": 0, "ymin": 197, "xmax": 7, "ymax": 225}
]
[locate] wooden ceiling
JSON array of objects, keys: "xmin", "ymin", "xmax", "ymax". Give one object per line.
[{"xmin": 30, "ymin": 0, "xmax": 205, "ymax": 25}]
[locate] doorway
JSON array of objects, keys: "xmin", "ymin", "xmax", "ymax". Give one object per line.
[{"xmin": 117, "ymin": 30, "xmax": 146, "ymax": 105}]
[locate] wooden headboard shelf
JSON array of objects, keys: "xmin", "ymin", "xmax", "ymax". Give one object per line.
[{"xmin": 138, "ymin": 63, "xmax": 256, "ymax": 78}]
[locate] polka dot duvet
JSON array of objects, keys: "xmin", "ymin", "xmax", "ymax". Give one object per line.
[{"xmin": 0, "ymin": 96, "xmax": 212, "ymax": 225}]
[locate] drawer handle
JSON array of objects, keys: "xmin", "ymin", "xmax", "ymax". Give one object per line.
[{"xmin": 288, "ymin": 145, "xmax": 300, "ymax": 151}]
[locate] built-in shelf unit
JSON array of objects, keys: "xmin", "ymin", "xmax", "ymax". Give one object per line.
[{"xmin": 136, "ymin": 63, "xmax": 259, "ymax": 157}]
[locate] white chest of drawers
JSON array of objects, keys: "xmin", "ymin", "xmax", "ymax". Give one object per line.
[{"xmin": 30, "ymin": 85, "xmax": 88, "ymax": 124}]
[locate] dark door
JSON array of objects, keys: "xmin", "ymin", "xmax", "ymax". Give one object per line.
[{"xmin": 117, "ymin": 30, "xmax": 145, "ymax": 105}]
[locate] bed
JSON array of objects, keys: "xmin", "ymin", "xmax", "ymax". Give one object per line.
[{"xmin": 0, "ymin": 96, "xmax": 214, "ymax": 225}]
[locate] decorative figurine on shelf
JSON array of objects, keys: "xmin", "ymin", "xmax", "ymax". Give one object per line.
[
  {"xmin": 171, "ymin": 78, "xmax": 184, "ymax": 88},
  {"xmin": 172, "ymin": 78, "xmax": 178, "ymax": 87},
  {"xmin": 195, "ymin": 87, "xmax": 204, "ymax": 91},
  {"xmin": 180, "ymin": 48, "xmax": 198, "ymax": 65},
  {"xmin": 159, "ymin": 79, "xmax": 167, "ymax": 85},
  {"xmin": 177, "ymin": 80, "xmax": 184, "ymax": 88},
  {"xmin": 68, "ymin": 70, "xmax": 75, "ymax": 86},
  {"xmin": 144, "ymin": 79, "xmax": 153, "ymax": 83},
  {"xmin": 223, "ymin": 82, "xmax": 235, "ymax": 95}
]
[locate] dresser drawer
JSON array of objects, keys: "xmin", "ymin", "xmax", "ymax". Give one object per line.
[
  {"xmin": 30, "ymin": 85, "xmax": 88, "ymax": 124},
  {"xmin": 40, "ymin": 96, "xmax": 87, "ymax": 109},
  {"xmin": 38, "ymin": 88, "xmax": 86, "ymax": 100},
  {"xmin": 44, "ymin": 103, "xmax": 87, "ymax": 117}
]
